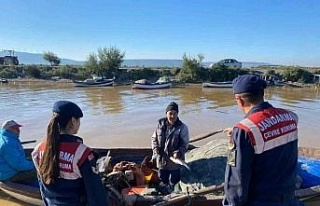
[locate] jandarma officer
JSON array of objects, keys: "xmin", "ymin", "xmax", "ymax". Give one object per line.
[
  {"xmin": 32, "ymin": 101, "xmax": 108, "ymax": 206},
  {"xmin": 223, "ymin": 75, "xmax": 302, "ymax": 206}
]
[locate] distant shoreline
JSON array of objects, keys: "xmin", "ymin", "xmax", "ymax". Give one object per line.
[{"xmin": 2, "ymin": 77, "xmax": 319, "ymax": 88}]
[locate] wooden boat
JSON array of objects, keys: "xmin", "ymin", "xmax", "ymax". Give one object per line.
[
  {"xmin": 0, "ymin": 181, "xmax": 42, "ymax": 205},
  {"xmin": 202, "ymin": 81, "xmax": 233, "ymax": 88},
  {"xmin": 0, "ymin": 78, "xmax": 8, "ymax": 83},
  {"xmin": 1, "ymin": 147, "xmax": 320, "ymax": 206},
  {"xmin": 132, "ymin": 79, "xmax": 172, "ymax": 90},
  {"xmin": 73, "ymin": 77, "xmax": 114, "ymax": 87},
  {"xmin": 284, "ymin": 81, "xmax": 304, "ymax": 88}
]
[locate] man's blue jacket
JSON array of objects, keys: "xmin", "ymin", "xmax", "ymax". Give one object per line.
[{"xmin": 0, "ymin": 129, "xmax": 35, "ymax": 181}]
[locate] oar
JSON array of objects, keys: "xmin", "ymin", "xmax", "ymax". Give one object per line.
[
  {"xmin": 189, "ymin": 129, "xmax": 224, "ymax": 143},
  {"xmin": 21, "ymin": 140, "xmax": 37, "ymax": 145}
]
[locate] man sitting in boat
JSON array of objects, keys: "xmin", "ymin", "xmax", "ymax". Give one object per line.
[
  {"xmin": 0, "ymin": 120, "xmax": 36, "ymax": 182},
  {"xmin": 151, "ymin": 102, "xmax": 190, "ymax": 194}
]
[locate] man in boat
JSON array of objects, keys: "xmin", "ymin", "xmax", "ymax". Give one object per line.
[
  {"xmin": 223, "ymin": 74, "xmax": 302, "ymax": 205},
  {"xmin": 151, "ymin": 101, "xmax": 189, "ymax": 194},
  {"xmin": 0, "ymin": 120, "xmax": 36, "ymax": 182},
  {"xmin": 32, "ymin": 101, "xmax": 109, "ymax": 206}
]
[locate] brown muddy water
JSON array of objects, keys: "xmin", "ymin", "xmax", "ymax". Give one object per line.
[{"xmin": 0, "ymin": 81, "xmax": 319, "ymax": 205}]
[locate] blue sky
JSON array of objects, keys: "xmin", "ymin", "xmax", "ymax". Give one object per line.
[{"xmin": 1, "ymin": 0, "xmax": 319, "ymax": 66}]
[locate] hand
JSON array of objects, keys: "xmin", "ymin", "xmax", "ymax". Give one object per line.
[{"xmin": 223, "ymin": 127, "xmax": 233, "ymax": 137}]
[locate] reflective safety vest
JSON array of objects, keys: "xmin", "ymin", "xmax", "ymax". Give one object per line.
[
  {"xmin": 32, "ymin": 141, "xmax": 92, "ymax": 179},
  {"xmin": 236, "ymin": 107, "xmax": 298, "ymax": 154}
]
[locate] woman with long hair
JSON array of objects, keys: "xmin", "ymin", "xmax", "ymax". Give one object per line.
[{"xmin": 32, "ymin": 100, "xmax": 108, "ymax": 206}]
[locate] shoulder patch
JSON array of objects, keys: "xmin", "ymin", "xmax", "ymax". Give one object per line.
[
  {"xmin": 228, "ymin": 149, "xmax": 236, "ymax": 167},
  {"xmin": 227, "ymin": 138, "xmax": 236, "ymax": 166},
  {"xmin": 228, "ymin": 138, "xmax": 235, "ymax": 150}
]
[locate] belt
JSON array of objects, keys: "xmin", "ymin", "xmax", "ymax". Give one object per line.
[{"xmin": 252, "ymin": 193, "xmax": 295, "ymax": 203}]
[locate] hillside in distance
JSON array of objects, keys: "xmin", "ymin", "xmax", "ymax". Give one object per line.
[{"xmin": 0, "ymin": 51, "xmax": 272, "ymax": 68}]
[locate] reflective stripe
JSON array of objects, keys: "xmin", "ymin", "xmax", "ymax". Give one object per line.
[
  {"xmin": 239, "ymin": 110, "xmax": 298, "ymax": 154},
  {"xmin": 34, "ymin": 142, "xmax": 89, "ymax": 180},
  {"xmin": 60, "ymin": 144, "xmax": 88, "ymax": 179},
  {"xmin": 263, "ymin": 130, "xmax": 298, "ymax": 153},
  {"xmin": 239, "ymin": 118, "xmax": 265, "ymax": 153}
]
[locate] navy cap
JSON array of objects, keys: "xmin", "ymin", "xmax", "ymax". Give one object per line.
[
  {"xmin": 53, "ymin": 101, "xmax": 83, "ymax": 118},
  {"xmin": 232, "ymin": 74, "xmax": 267, "ymax": 94},
  {"xmin": 166, "ymin": 102, "xmax": 179, "ymax": 113}
]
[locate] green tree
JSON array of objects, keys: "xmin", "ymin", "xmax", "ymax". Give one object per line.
[
  {"xmin": 208, "ymin": 65, "xmax": 247, "ymax": 82},
  {"xmin": 84, "ymin": 46, "xmax": 125, "ymax": 78},
  {"xmin": 43, "ymin": 52, "xmax": 61, "ymax": 66},
  {"xmin": 25, "ymin": 65, "xmax": 41, "ymax": 78},
  {"xmin": 97, "ymin": 46, "xmax": 125, "ymax": 76},
  {"xmin": 282, "ymin": 67, "xmax": 313, "ymax": 83},
  {"xmin": 84, "ymin": 53, "xmax": 100, "ymax": 75},
  {"xmin": 180, "ymin": 53, "xmax": 204, "ymax": 82}
]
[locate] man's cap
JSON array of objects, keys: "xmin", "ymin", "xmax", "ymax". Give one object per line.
[
  {"xmin": 166, "ymin": 102, "xmax": 179, "ymax": 113},
  {"xmin": 232, "ymin": 74, "xmax": 267, "ymax": 94},
  {"xmin": 53, "ymin": 101, "xmax": 83, "ymax": 118},
  {"xmin": 1, "ymin": 120, "xmax": 22, "ymax": 130}
]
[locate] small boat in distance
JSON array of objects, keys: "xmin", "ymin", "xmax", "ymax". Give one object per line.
[
  {"xmin": 73, "ymin": 76, "xmax": 115, "ymax": 87},
  {"xmin": 132, "ymin": 79, "xmax": 172, "ymax": 89},
  {"xmin": 202, "ymin": 81, "xmax": 233, "ymax": 88},
  {"xmin": 0, "ymin": 78, "xmax": 9, "ymax": 83}
]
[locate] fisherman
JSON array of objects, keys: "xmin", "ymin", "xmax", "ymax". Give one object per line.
[
  {"xmin": 223, "ymin": 75, "xmax": 302, "ymax": 205},
  {"xmin": 0, "ymin": 120, "xmax": 36, "ymax": 182},
  {"xmin": 32, "ymin": 101, "xmax": 109, "ymax": 206},
  {"xmin": 151, "ymin": 101, "xmax": 189, "ymax": 194}
]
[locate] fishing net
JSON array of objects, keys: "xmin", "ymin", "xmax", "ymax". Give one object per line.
[{"xmin": 178, "ymin": 139, "xmax": 228, "ymax": 194}]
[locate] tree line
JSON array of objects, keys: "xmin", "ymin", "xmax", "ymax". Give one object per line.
[{"xmin": 0, "ymin": 46, "xmax": 319, "ymax": 84}]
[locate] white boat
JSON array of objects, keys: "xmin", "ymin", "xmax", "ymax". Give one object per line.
[
  {"xmin": 73, "ymin": 77, "xmax": 114, "ymax": 87},
  {"xmin": 202, "ymin": 81, "xmax": 233, "ymax": 88},
  {"xmin": 0, "ymin": 78, "xmax": 8, "ymax": 83},
  {"xmin": 132, "ymin": 79, "xmax": 172, "ymax": 89}
]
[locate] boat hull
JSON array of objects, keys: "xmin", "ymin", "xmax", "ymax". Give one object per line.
[
  {"xmin": 132, "ymin": 82, "xmax": 172, "ymax": 89},
  {"xmin": 202, "ymin": 82, "xmax": 233, "ymax": 88},
  {"xmin": 73, "ymin": 79, "xmax": 114, "ymax": 87},
  {"xmin": 0, "ymin": 78, "xmax": 8, "ymax": 83},
  {"xmin": 0, "ymin": 181, "xmax": 43, "ymax": 206},
  {"xmin": 1, "ymin": 147, "xmax": 319, "ymax": 206}
]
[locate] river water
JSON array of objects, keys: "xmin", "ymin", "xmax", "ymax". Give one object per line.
[{"xmin": 0, "ymin": 81, "xmax": 319, "ymax": 205}]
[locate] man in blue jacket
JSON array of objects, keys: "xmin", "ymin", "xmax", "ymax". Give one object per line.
[
  {"xmin": 223, "ymin": 75, "xmax": 302, "ymax": 206},
  {"xmin": 0, "ymin": 120, "xmax": 36, "ymax": 182}
]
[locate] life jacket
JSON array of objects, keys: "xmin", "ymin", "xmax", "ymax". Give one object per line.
[{"xmin": 235, "ymin": 107, "xmax": 298, "ymax": 154}]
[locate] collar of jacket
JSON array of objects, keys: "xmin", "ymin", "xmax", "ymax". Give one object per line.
[
  {"xmin": 165, "ymin": 117, "xmax": 182, "ymax": 127},
  {"xmin": 0, "ymin": 129, "xmax": 19, "ymax": 140},
  {"xmin": 59, "ymin": 134, "xmax": 84, "ymax": 143},
  {"xmin": 245, "ymin": 101, "xmax": 273, "ymax": 118}
]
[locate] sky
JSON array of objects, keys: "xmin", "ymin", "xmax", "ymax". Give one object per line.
[{"xmin": 0, "ymin": 0, "xmax": 319, "ymax": 67}]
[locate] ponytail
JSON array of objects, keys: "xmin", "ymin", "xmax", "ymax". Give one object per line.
[{"xmin": 39, "ymin": 113, "xmax": 65, "ymax": 184}]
